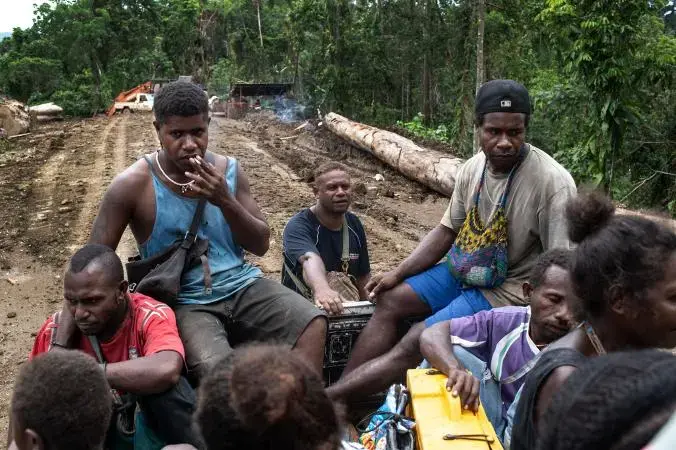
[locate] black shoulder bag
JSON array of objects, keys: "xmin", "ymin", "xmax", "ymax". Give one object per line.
[{"xmin": 125, "ymin": 155, "xmax": 213, "ymax": 308}]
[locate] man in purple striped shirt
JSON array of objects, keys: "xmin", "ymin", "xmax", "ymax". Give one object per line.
[{"xmin": 420, "ymin": 249, "xmax": 576, "ymax": 444}]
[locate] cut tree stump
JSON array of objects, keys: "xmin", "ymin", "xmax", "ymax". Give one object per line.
[
  {"xmin": 0, "ymin": 100, "xmax": 30, "ymax": 137},
  {"xmin": 324, "ymin": 112, "xmax": 463, "ymax": 197}
]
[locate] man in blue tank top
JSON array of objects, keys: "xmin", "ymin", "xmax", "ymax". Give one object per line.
[{"xmin": 51, "ymin": 81, "xmax": 327, "ymax": 384}]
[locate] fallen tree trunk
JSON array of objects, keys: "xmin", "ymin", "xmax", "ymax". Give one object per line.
[
  {"xmin": 29, "ymin": 103, "xmax": 64, "ymax": 122},
  {"xmin": 324, "ymin": 112, "xmax": 463, "ymax": 197},
  {"xmin": 324, "ymin": 112, "xmax": 676, "ymax": 230}
]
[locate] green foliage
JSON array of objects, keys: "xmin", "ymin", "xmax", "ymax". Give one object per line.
[
  {"xmin": 209, "ymin": 58, "xmax": 246, "ymax": 96},
  {"xmin": 51, "ymin": 70, "xmax": 113, "ymax": 116},
  {"xmin": 0, "ymin": 0, "xmax": 181, "ymax": 113},
  {"xmin": 397, "ymin": 113, "xmax": 454, "ymax": 145},
  {"xmin": 0, "ymin": 56, "xmax": 62, "ymax": 102},
  {"xmin": 0, "ymin": 0, "xmax": 673, "ymax": 214},
  {"xmin": 537, "ymin": 0, "xmax": 676, "ymax": 193}
]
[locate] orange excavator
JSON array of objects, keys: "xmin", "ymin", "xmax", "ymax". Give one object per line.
[{"xmin": 105, "ymin": 81, "xmax": 153, "ymax": 117}]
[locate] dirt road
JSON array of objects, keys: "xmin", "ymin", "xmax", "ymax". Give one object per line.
[{"xmin": 0, "ymin": 113, "xmax": 447, "ymax": 433}]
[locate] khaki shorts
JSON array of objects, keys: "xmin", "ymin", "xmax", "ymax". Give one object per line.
[{"xmin": 174, "ymin": 277, "xmax": 325, "ymax": 382}]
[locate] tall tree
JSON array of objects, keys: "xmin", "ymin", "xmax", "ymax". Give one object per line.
[
  {"xmin": 253, "ymin": 0, "xmax": 263, "ymax": 48},
  {"xmin": 473, "ymin": 0, "xmax": 485, "ymax": 152}
]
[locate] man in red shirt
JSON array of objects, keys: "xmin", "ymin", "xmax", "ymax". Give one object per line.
[{"xmin": 31, "ymin": 244, "xmax": 201, "ymax": 448}]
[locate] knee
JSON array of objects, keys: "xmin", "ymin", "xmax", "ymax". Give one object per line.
[{"xmin": 374, "ymin": 291, "xmax": 411, "ymax": 321}]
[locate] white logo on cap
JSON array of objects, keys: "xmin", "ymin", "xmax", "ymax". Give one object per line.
[{"xmin": 501, "ymin": 100, "xmax": 512, "ymax": 108}]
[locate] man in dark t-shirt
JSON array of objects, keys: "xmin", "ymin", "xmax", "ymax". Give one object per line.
[{"xmin": 282, "ymin": 162, "xmax": 371, "ymax": 315}]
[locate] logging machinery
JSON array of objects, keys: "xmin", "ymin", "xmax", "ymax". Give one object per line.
[{"xmin": 105, "ymin": 81, "xmax": 154, "ymax": 117}]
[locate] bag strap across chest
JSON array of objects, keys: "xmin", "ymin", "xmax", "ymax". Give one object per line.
[
  {"xmin": 340, "ymin": 217, "xmax": 350, "ymax": 273},
  {"xmin": 474, "ymin": 145, "xmax": 529, "ymax": 211},
  {"xmin": 284, "ymin": 215, "xmax": 351, "ymax": 297}
]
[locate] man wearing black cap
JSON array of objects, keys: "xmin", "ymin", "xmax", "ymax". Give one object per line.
[{"xmin": 327, "ymin": 79, "xmax": 576, "ymax": 403}]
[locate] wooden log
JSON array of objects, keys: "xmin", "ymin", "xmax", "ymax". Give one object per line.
[
  {"xmin": 324, "ymin": 112, "xmax": 463, "ymax": 197},
  {"xmin": 325, "ymin": 112, "xmax": 676, "ymax": 230}
]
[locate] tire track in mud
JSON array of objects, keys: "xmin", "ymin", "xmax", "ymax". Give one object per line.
[
  {"xmin": 116, "ymin": 114, "xmax": 162, "ymax": 265},
  {"xmin": 0, "ymin": 118, "xmax": 121, "ymax": 435},
  {"xmin": 24, "ymin": 119, "xmax": 118, "ymax": 265},
  {"xmin": 69, "ymin": 114, "xmax": 158, "ymax": 266},
  {"xmin": 208, "ymin": 120, "xmax": 307, "ymax": 275},
  {"xmin": 26, "ymin": 149, "xmax": 70, "ymax": 232},
  {"xmin": 67, "ymin": 117, "xmax": 120, "ymax": 253},
  {"xmin": 113, "ymin": 115, "xmax": 138, "ymax": 266},
  {"xmin": 117, "ymin": 114, "xmax": 162, "ymax": 265}
]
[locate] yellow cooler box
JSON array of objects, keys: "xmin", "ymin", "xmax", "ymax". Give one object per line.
[{"xmin": 406, "ymin": 368, "xmax": 504, "ymax": 450}]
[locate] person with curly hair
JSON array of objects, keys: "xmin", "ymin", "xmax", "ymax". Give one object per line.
[
  {"xmin": 510, "ymin": 191, "xmax": 676, "ymax": 450},
  {"xmin": 420, "ymin": 248, "xmax": 575, "ymax": 444},
  {"xmin": 163, "ymin": 344, "xmax": 367, "ymax": 450}
]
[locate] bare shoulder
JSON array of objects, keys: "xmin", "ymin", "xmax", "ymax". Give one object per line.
[
  {"xmin": 547, "ymin": 327, "xmax": 585, "ymax": 352},
  {"xmin": 208, "ymin": 151, "xmax": 231, "ymax": 170},
  {"xmin": 534, "ymin": 364, "xmax": 578, "ymax": 423},
  {"xmin": 543, "ymin": 365, "xmax": 578, "ymax": 391},
  {"xmin": 109, "ymin": 157, "xmax": 151, "ymax": 193},
  {"xmin": 100, "ymin": 157, "xmax": 152, "ymax": 211}
]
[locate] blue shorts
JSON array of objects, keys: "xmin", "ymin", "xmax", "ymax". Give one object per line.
[{"xmin": 404, "ymin": 263, "xmax": 492, "ymax": 327}]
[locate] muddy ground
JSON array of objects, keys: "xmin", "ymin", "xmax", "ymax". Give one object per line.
[{"xmin": 0, "ymin": 112, "xmax": 448, "ymax": 434}]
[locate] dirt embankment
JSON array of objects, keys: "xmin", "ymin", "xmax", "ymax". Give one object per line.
[{"xmin": 212, "ymin": 113, "xmax": 447, "ymax": 275}]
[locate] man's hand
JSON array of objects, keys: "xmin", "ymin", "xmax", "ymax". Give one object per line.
[
  {"xmin": 446, "ymin": 368, "xmax": 480, "ymax": 413},
  {"xmin": 51, "ymin": 307, "xmax": 77, "ymax": 349},
  {"xmin": 314, "ymin": 287, "xmax": 344, "ymax": 316},
  {"xmin": 184, "ymin": 155, "xmax": 234, "ymax": 207},
  {"xmin": 365, "ymin": 270, "xmax": 401, "ymax": 302}
]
